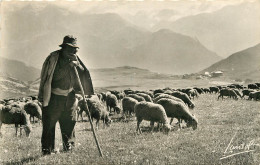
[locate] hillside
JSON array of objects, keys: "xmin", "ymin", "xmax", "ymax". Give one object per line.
[
  {"xmin": 0, "ymin": 66, "xmax": 182, "ymax": 99},
  {"xmin": 132, "ymin": 29, "xmax": 221, "ymax": 74},
  {"xmin": 202, "ymin": 43, "xmax": 260, "ymax": 81},
  {"xmin": 159, "ymin": 1, "xmax": 260, "ymax": 57},
  {"xmin": 2, "ymin": 4, "xmax": 221, "ymax": 75},
  {"xmin": 0, "ymin": 75, "xmax": 37, "ymax": 99},
  {"xmin": 0, "ymin": 57, "xmax": 41, "ymax": 82}
]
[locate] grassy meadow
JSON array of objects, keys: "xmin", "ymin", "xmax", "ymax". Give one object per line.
[
  {"xmin": 0, "ymin": 76, "xmax": 260, "ymax": 165},
  {"xmin": 0, "ymin": 90, "xmax": 260, "ymax": 164}
]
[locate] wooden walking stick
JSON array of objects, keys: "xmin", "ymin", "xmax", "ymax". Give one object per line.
[{"xmin": 73, "ymin": 66, "xmax": 103, "ymax": 157}]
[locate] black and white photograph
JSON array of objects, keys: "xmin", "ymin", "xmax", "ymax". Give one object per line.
[{"xmin": 0, "ymin": 0, "xmax": 260, "ymax": 164}]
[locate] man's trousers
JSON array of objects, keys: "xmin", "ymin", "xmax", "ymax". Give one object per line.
[{"xmin": 41, "ymin": 91, "xmax": 77, "ymax": 154}]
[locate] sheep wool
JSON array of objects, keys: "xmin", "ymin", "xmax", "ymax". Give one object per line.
[
  {"xmin": 157, "ymin": 98, "xmax": 198, "ymax": 130},
  {"xmin": 154, "ymin": 94, "xmax": 183, "ymax": 104},
  {"xmin": 134, "ymin": 101, "xmax": 171, "ymax": 133},
  {"xmin": 122, "ymin": 97, "xmax": 138, "ymax": 115}
]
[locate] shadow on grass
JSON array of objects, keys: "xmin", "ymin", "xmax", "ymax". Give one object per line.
[{"xmin": 3, "ymin": 155, "xmax": 42, "ymax": 165}]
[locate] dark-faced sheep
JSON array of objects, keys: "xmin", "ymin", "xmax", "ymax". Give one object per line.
[
  {"xmin": 134, "ymin": 101, "xmax": 171, "ymax": 134},
  {"xmin": 106, "ymin": 94, "xmax": 121, "ymax": 114},
  {"xmin": 0, "ymin": 105, "xmax": 32, "ymax": 137},
  {"xmin": 24, "ymin": 102, "xmax": 42, "ymax": 123},
  {"xmin": 78, "ymin": 98, "xmax": 111, "ymax": 129},
  {"xmin": 188, "ymin": 89, "xmax": 199, "ymax": 99},
  {"xmin": 87, "ymin": 99, "xmax": 111, "ymax": 129},
  {"xmin": 157, "ymin": 98, "xmax": 198, "ymax": 130}
]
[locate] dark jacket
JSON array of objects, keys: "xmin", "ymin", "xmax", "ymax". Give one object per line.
[{"xmin": 38, "ymin": 50, "xmax": 94, "ymax": 107}]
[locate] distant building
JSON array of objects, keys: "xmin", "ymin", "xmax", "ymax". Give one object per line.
[
  {"xmin": 211, "ymin": 71, "xmax": 223, "ymax": 77},
  {"xmin": 204, "ymin": 72, "xmax": 211, "ymax": 77}
]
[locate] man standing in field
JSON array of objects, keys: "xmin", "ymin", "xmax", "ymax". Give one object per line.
[{"xmin": 38, "ymin": 35, "xmax": 94, "ymax": 155}]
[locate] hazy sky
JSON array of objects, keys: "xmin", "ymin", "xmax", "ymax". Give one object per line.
[
  {"xmin": 2, "ymin": 0, "xmax": 247, "ymax": 22},
  {"xmin": 0, "ymin": 0, "xmax": 258, "ymax": 71}
]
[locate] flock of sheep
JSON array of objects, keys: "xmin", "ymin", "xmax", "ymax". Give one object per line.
[{"xmin": 0, "ymin": 82, "xmax": 260, "ymax": 137}]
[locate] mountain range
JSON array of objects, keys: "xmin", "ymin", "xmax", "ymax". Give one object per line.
[
  {"xmin": 2, "ymin": 4, "xmax": 221, "ymax": 75},
  {"xmin": 155, "ymin": 2, "xmax": 260, "ymax": 57}
]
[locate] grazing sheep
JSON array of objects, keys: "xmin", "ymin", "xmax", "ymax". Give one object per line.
[
  {"xmin": 110, "ymin": 90, "xmax": 124, "ymax": 101},
  {"xmin": 97, "ymin": 93, "xmax": 103, "ymax": 101},
  {"xmin": 139, "ymin": 91, "xmax": 154, "ymax": 98},
  {"xmin": 0, "ymin": 105, "xmax": 32, "ymax": 137},
  {"xmin": 202, "ymin": 88, "xmax": 210, "ymax": 93},
  {"xmin": 87, "ymin": 99, "xmax": 111, "ymax": 129},
  {"xmin": 157, "ymin": 98, "xmax": 198, "ymax": 130},
  {"xmin": 127, "ymin": 94, "xmax": 146, "ymax": 102},
  {"xmin": 209, "ymin": 87, "xmax": 219, "ymax": 94},
  {"xmin": 248, "ymin": 91, "xmax": 260, "ymax": 101},
  {"xmin": 230, "ymin": 84, "xmax": 244, "ymax": 89},
  {"xmin": 182, "ymin": 88, "xmax": 192, "ymax": 96},
  {"xmin": 227, "ymin": 85, "xmax": 236, "ymax": 89},
  {"xmin": 242, "ymin": 89, "xmax": 255, "ymax": 98},
  {"xmin": 78, "ymin": 95, "xmax": 101, "ymax": 121},
  {"xmin": 218, "ymin": 89, "xmax": 238, "ymax": 100},
  {"xmin": 163, "ymin": 89, "xmax": 174, "ymax": 95},
  {"xmin": 136, "ymin": 93, "xmax": 153, "ymax": 102},
  {"xmin": 0, "ymin": 100, "xmax": 6, "ymax": 104},
  {"xmin": 154, "ymin": 93, "xmax": 163, "ymax": 98},
  {"xmin": 193, "ymin": 87, "xmax": 204, "ymax": 94},
  {"xmin": 78, "ymin": 98, "xmax": 111, "ymax": 129},
  {"xmin": 122, "ymin": 97, "xmax": 138, "ymax": 116},
  {"xmin": 24, "ymin": 102, "xmax": 42, "ymax": 123},
  {"xmin": 153, "ymin": 89, "xmax": 164, "ymax": 95},
  {"xmin": 106, "ymin": 93, "xmax": 121, "ymax": 114},
  {"xmin": 188, "ymin": 89, "xmax": 199, "ymax": 99},
  {"xmin": 255, "ymin": 83, "xmax": 260, "ymax": 88},
  {"xmin": 153, "ymin": 94, "xmax": 184, "ymax": 105},
  {"xmin": 134, "ymin": 101, "xmax": 171, "ymax": 134},
  {"xmin": 171, "ymin": 91, "xmax": 195, "ymax": 109},
  {"xmin": 124, "ymin": 89, "xmax": 135, "ymax": 95},
  {"xmin": 100, "ymin": 92, "xmax": 107, "ymax": 102},
  {"xmin": 117, "ymin": 92, "xmax": 126, "ymax": 102},
  {"xmin": 248, "ymin": 84, "xmax": 259, "ymax": 90}
]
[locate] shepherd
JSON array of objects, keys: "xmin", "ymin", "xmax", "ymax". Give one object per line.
[{"xmin": 38, "ymin": 35, "xmax": 94, "ymax": 155}]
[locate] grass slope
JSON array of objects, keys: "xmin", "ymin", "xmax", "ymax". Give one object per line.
[{"xmin": 0, "ymin": 94, "xmax": 259, "ymax": 164}]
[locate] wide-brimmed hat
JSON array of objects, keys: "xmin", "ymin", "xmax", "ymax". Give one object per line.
[{"xmin": 59, "ymin": 35, "xmax": 79, "ymax": 48}]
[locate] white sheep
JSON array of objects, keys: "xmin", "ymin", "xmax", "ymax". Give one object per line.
[
  {"xmin": 78, "ymin": 98, "xmax": 111, "ymax": 130},
  {"xmin": 0, "ymin": 105, "xmax": 32, "ymax": 137},
  {"xmin": 106, "ymin": 93, "xmax": 121, "ymax": 114},
  {"xmin": 122, "ymin": 97, "xmax": 138, "ymax": 117},
  {"xmin": 153, "ymin": 94, "xmax": 184, "ymax": 104},
  {"xmin": 136, "ymin": 93, "xmax": 153, "ymax": 102},
  {"xmin": 134, "ymin": 101, "xmax": 171, "ymax": 134},
  {"xmin": 156, "ymin": 98, "xmax": 198, "ymax": 130}
]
